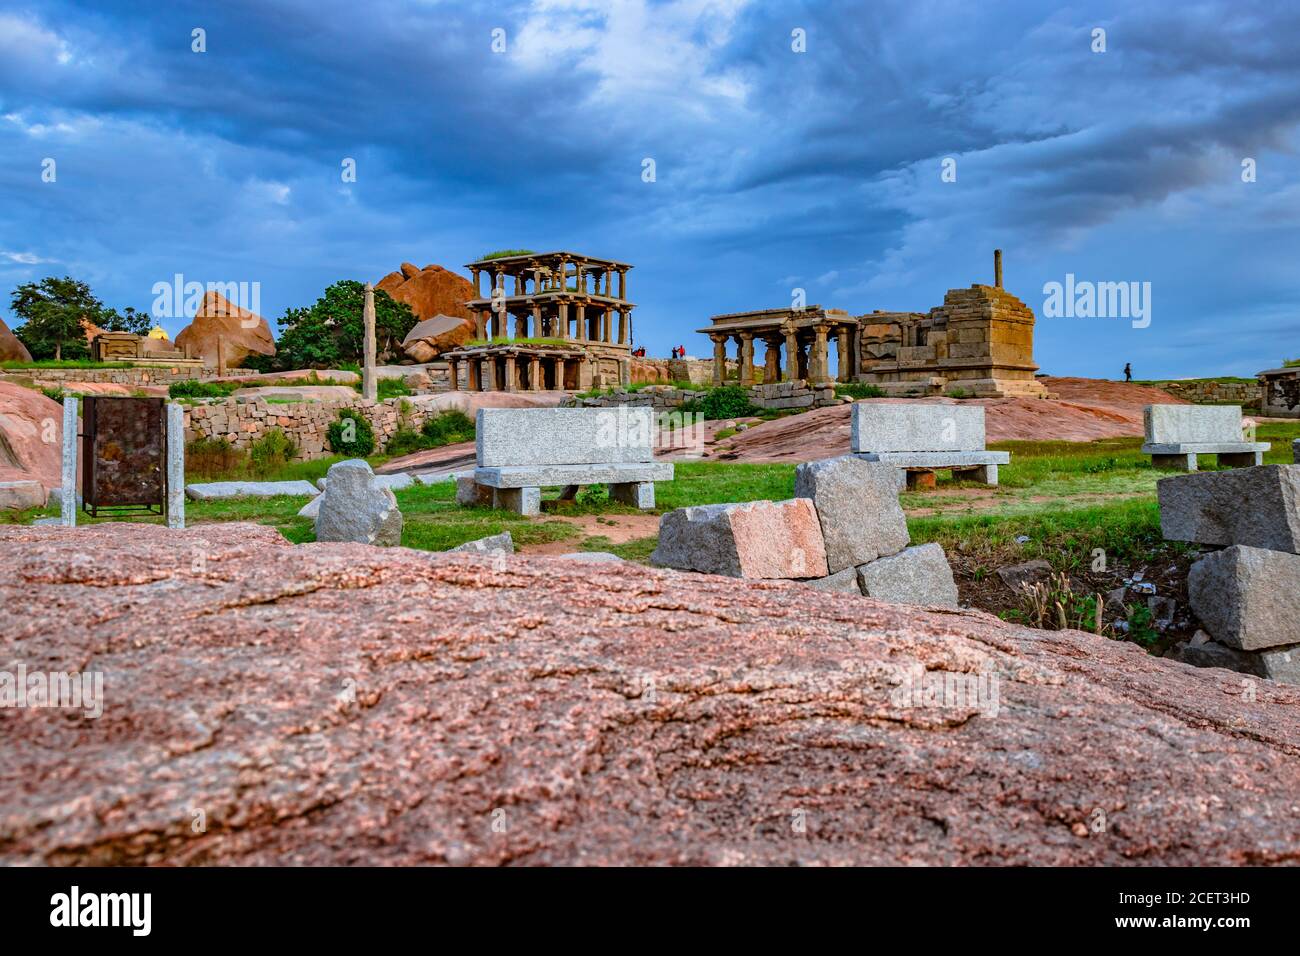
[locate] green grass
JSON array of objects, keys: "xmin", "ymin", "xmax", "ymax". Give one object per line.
[
  {"xmin": 655, "ymin": 461, "xmax": 794, "ymax": 509},
  {"xmin": 465, "ymin": 336, "xmax": 571, "ymax": 348}
]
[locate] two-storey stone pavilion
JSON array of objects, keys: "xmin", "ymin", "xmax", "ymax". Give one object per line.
[{"xmin": 443, "ymin": 251, "xmax": 634, "ymax": 392}]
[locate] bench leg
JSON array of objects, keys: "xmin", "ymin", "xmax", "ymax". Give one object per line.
[
  {"xmin": 905, "ymin": 470, "xmax": 936, "ymax": 491},
  {"xmin": 1152, "ymin": 453, "xmax": 1197, "ymax": 472},
  {"xmin": 970, "ymin": 464, "xmax": 999, "ymax": 486},
  {"xmin": 609, "ymin": 481, "xmax": 655, "ymax": 509},
  {"xmin": 494, "ymin": 487, "xmax": 541, "ymax": 516},
  {"xmin": 456, "ymin": 477, "xmax": 493, "ymax": 507},
  {"xmin": 1218, "ymin": 451, "xmax": 1262, "ymax": 468}
]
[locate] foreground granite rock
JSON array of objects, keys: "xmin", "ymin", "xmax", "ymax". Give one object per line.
[
  {"xmin": 1188, "ymin": 545, "xmax": 1300, "ymax": 650},
  {"xmin": 314, "ymin": 459, "xmax": 402, "ymax": 547},
  {"xmin": 1158, "ymin": 465, "xmax": 1300, "ymax": 553},
  {"xmin": 793, "ymin": 455, "xmax": 908, "ymax": 572},
  {"xmin": 857, "ymin": 543, "xmax": 960, "ymax": 608},
  {"xmin": 651, "ymin": 499, "xmax": 829, "ymax": 578},
  {"xmin": 2, "ymin": 522, "xmax": 1299, "ymax": 866}
]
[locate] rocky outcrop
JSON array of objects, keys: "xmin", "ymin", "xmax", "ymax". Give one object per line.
[
  {"xmin": 401, "ymin": 314, "xmax": 474, "ymax": 362},
  {"xmin": 0, "ymin": 382, "xmax": 63, "ymax": 491},
  {"xmin": 0, "ymin": 317, "xmax": 31, "ymax": 363},
  {"xmin": 174, "ymin": 291, "xmax": 276, "ymax": 370},
  {"xmin": 1, "ymin": 521, "xmax": 1299, "ymax": 865},
  {"xmin": 376, "ymin": 263, "xmax": 475, "ymax": 325}
]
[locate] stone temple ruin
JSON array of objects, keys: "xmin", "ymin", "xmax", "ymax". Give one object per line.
[
  {"xmin": 699, "ymin": 250, "xmax": 1048, "ymax": 398},
  {"xmin": 442, "ymin": 251, "xmax": 634, "ymax": 393}
]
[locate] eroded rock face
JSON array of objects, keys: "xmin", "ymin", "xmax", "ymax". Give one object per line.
[
  {"xmin": 2, "ymin": 522, "xmax": 1299, "ymax": 866},
  {"xmin": 377, "ymin": 264, "xmax": 476, "ymax": 324},
  {"xmin": 0, "ymin": 317, "xmax": 31, "ymax": 363},
  {"xmin": 0, "ymin": 382, "xmax": 63, "ymax": 491},
  {"xmin": 174, "ymin": 291, "xmax": 277, "ymax": 370},
  {"xmin": 401, "ymin": 314, "xmax": 475, "ymax": 362}
]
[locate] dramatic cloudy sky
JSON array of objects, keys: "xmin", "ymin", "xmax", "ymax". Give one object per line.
[{"xmin": 1, "ymin": 0, "xmax": 1298, "ymax": 377}]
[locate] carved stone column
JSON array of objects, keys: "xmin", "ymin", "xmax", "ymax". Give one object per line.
[
  {"xmin": 504, "ymin": 355, "xmax": 517, "ymax": 392},
  {"xmin": 783, "ymin": 323, "xmax": 799, "ymax": 382},
  {"xmin": 836, "ymin": 326, "xmax": 849, "ymax": 383},
  {"xmin": 530, "ymin": 356, "xmax": 541, "ymax": 391},
  {"xmin": 710, "ymin": 334, "xmax": 728, "ymax": 387},
  {"xmin": 738, "ymin": 333, "xmax": 754, "ymax": 386}
]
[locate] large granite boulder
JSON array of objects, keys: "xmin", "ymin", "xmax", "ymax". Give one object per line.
[
  {"xmin": 1158, "ymin": 465, "xmax": 1300, "ymax": 553},
  {"xmin": 314, "ymin": 459, "xmax": 402, "ymax": 546},
  {"xmin": 1187, "ymin": 545, "xmax": 1300, "ymax": 650},
  {"xmin": 401, "ymin": 314, "xmax": 475, "ymax": 362},
  {"xmin": 3, "ymin": 521, "xmax": 1300, "ymax": 865},
  {"xmin": 651, "ymin": 499, "xmax": 829, "ymax": 579},
  {"xmin": 857, "ymin": 543, "xmax": 960, "ymax": 608},
  {"xmin": 0, "ymin": 317, "xmax": 31, "ymax": 362},
  {"xmin": 794, "ymin": 455, "xmax": 909, "ymax": 572},
  {"xmin": 376, "ymin": 264, "xmax": 476, "ymax": 324},
  {"xmin": 0, "ymin": 382, "xmax": 63, "ymax": 491},
  {"xmin": 174, "ymin": 291, "xmax": 276, "ymax": 369}
]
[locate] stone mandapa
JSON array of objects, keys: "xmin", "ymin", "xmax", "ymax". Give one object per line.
[
  {"xmin": 857, "ymin": 543, "xmax": 960, "ymax": 608},
  {"xmin": 794, "ymin": 455, "xmax": 909, "ymax": 573},
  {"xmin": 1187, "ymin": 545, "xmax": 1300, "ymax": 650},
  {"xmin": 651, "ymin": 498, "xmax": 829, "ymax": 579},
  {"xmin": 3, "ymin": 521, "xmax": 1299, "ymax": 865},
  {"xmin": 1158, "ymin": 465, "xmax": 1300, "ymax": 553},
  {"xmin": 315, "ymin": 459, "xmax": 403, "ymax": 547}
]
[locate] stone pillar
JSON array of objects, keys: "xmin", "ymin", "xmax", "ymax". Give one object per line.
[
  {"xmin": 618, "ymin": 309, "xmax": 629, "ymax": 345},
  {"xmin": 504, "ymin": 355, "xmax": 517, "ymax": 392},
  {"xmin": 711, "ymin": 335, "xmax": 727, "ymax": 386},
  {"xmin": 166, "ymin": 402, "xmax": 185, "ymax": 530},
  {"xmin": 575, "ymin": 303, "xmax": 587, "ymax": 341},
  {"xmin": 602, "ymin": 309, "xmax": 612, "ymax": 343},
  {"xmin": 468, "ymin": 359, "xmax": 480, "ymax": 391},
  {"xmin": 217, "ymin": 336, "xmax": 226, "ymax": 378},
  {"xmin": 836, "ymin": 326, "xmax": 849, "ymax": 383},
  {"xmin": 618, "ymin": 269, "xmax": 626, "ymax": 300},
  {"xmin": 480, "ymin": 357, "xmax": 494, "ymax": 392},
  {"xmin": 764, "ymin": 337, "xmax": 782, "ymax": 384},
  {"xmin": 738, "ymin": 333, "xmax": 754, "ymax": 386},
  {"xmin": 994, "ymin": 248, "xmax": 1003, "ymax": 289},
  {"xmin": 362, "ymin": 282, "xmax": 378, "ymax": 401},
  {"xmin": 532, "ymin": 304, "xmax": 542, "ymax": 338},
  {"xmin": 619, "ymin": 358, "xmax": 631, "ymax": 387},
  {"xmin": 559, "ymin": 302, "xmax": 569, "ymax": 340},
  {"xmin": 60, "ymin": 396, "xmax": 77, "ymax": 527},
  {"xmin": 529, "ymin": 356, "xmax": 541, "ymax": 391},
  {"xmin": 812, "ymin": 324, "xmax": 830, "ymax": 383},
  {"xmin": 474, "ymin": 309, "xmax": 485, "ymax": 341},
  {"xmin": 784, "ymin": 325, "xmax": 799, "ymax": 382},
  {"xmin": 448, "ymin": 358, "xmax": 459, "ymax": 391}
]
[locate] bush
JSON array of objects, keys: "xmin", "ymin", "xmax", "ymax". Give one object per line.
[
  {"xmin": 696, "ymin": 385, "xmax": 756, "ymax": 420},
  {"xmin": 249, "ymin": 428, "xmax": 298, "ymax": 476},
  {"xmin": 421, "ymin": 409, "xmax": 475, "ymax": 446},
  {"xmin": 186, "ymin": 437, "xmax": 246, "ymax": 479},
  {"xmin": 835, "ymin": 382, "xmax": 885, "ymax": 400},
  {"xmin": 385, "ymin": 427, "xmax": 428, "ymax": 457},
  {"xmin": 327, "ymin": 409, "xmax": 375, "ymax": 456},
  {"xmin": 169, "ymin": 379, "xmax": 241, "ymax": 399}
]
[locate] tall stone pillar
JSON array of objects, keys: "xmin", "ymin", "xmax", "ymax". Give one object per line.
[
  {"xmin": 60, "ymin": 396, "xmax": 78, "ymax": 527},
  {"xmin": 602, "ymin": 309, "xmax": 612, "ymax": 343},
  {"xmin": 835, "ymin": 326, "xmax": 849, "ymax": 383},
  {"xmin": 474, "ymin": 309, "xmax": 486, "ymax": 341},
  {"xmin": 448, "ymin": 358, "xmax": 459, "ymax": 391},
  {"xmin": 362, "ymin": 282, "xmax": 378, "ymax": 401},
  {"xmin": 711, "ymin": 335, "xmax": 727, "ymax": 387},
  {"xmin": 468, "ymin": 359, "xmax": 480, "ymax": 391},
  {"xmin": 575, "ymin": 303, "xmax": 587, "ymax": 341},
  {"xmin": 532, "ymin": 304, "xmax": 543, "ymax": 338},
  {"xmin": 812, "ymin": 324, "xmax": 831, "ymax": 384},
  {"xmin": 783, "ymin": 324, "xmax": 799, "ymax": 382},
  {"xmin": 529, "ymin": 356, "xmax": 541, "ymax": 391},
  {"xmin": 504, "ymin": 355, "xmax": 517, "ymax": 392},
  {"xmin": 738, "ymin": 333, "xmax": 754, "ymax": 386},
  {"xmin": 618, "ymin": 269, "xmax": 626, "ymax": 300},
  {"xmin": 559, "ymin": 302, "xmax": 569, "ymax": 340},
  {"xmin": 471, "ymin": 268, "xmax": 481, "ymax": 298},
  {"xmin": 618, "ymin": 309, "xmax": 629, "ymax": 345},
  {"xmin": 166, "ymin": 402, "xmax": 185, "ymax": 530},
  {"xmin": 480, "ymin": 357, "xmax": 494, "ymax": 392},
  {"xmin": 764, "ymin": 337, "xmax": 782, "ymax": 384}
]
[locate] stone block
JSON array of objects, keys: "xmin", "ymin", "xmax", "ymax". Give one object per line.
[
  {"xmin": 852, "ymin": 403, "xmax": 987, "ymax": 453},
  {"xmin": 801, "ymin": 567, "xmax": 861, "ymax": 592},
  {"xmin": 794, "ymin": 455, "xmax": 909, "ymax": 573},
  {"xmin": 315, "ymin": 459, "xmax": 403, "ymax": 546},
  {"xmin": 650, "ymin": 498, "xmax": 829, "ymax": 579},
  {"xmin": 476, "ymin": 407, "xmax": 654, "ymax": 467},
  {"xmin": 856, "ymin": 543, "xmax": 959, "ymax": 608},
  {"xmin": 450, "ymin": 531, "xmax": 514, "ymax": 554},
  {"xmin": 456, "ymin": 476, "xmax": 494, "ymax": 507},
  {"xmin": 1258, "ymin": 645, "xmax": 1300, "ymax": 686},
  {"xmin": 610, "ymin": 481, "xmax": 655, "ymax": 509},
  {"xmin": 1187, "ymin": 545, "xmax": 1300, "ymax": 649},
  {"xmin": 0, "ymin": 480, "xmax": 46, "ymax": 511},
  {"xmin": 1172, "ymin": 631, "xmax": 1265, "ymax": 676},
  {"xmin": 1145, "ymin": 404, "xmax": 1247, "ymax": 445},
  {"xmin": 1158, "ymin": 465, "xmax": 1300, "ymax": 552},
  {"xmin": 493, "ymin": 486, "xmax": 541, "ymax": 516},
  {"xmin": 473, "ymin": 461, "xmax": 672, "ymax": 488},
  {"xmin": 186, "ymin": 480, "xmax": 320, "ymax": 500}
]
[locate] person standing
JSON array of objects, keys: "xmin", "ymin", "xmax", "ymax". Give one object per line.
[{"xmin": 1123, "ymin": 362, "xmax": 1132, "ymax": 383}]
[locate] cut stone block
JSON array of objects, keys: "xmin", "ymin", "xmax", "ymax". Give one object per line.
[
  {"xmin": 493, "ymin": 486, "xmax": 541, "ymax": 516},
  {"xmin": 1173, "ymin": 632, "xmax": 1266, "ymax": 677},
  {"xmin": 650, "ymin": 498, "xmax": 829, "ymax": 579},
  {"xmin": 1158, "ymin": 465, "xmax": 1300, "ymax": 553},
  {"xmin": 793, "ymin": 455, "xmax": 908, "ymax": 573},
  {"xmin": 1293, "ymin": 438, "xmax": 1300, "ymax": 464},
  {"xmin": 315, "ymin": 459, "xmax": 403, "ymax": 546},
  {"xmin": 1145, "ymin": 404, "xmax": 1249, "ymax": 445},
  {"xmin": 473, "ymin": 461, "xmax": 672, "ymax": 488},
  {"xmin": 609, "ymin": 481, "xmax": 655, "ymax": 509},
  {"xmin": 1259, "ymin": 645, "xmax": 1300, "ymax": 686},
  {"xmin": 1187, "ymin": 545, "xmax": 1300, "ymax": 649},
  {"xmin": 450, "ymin": 531, "xmax": 514, "ymax": 554},
  {"xmin": 0, "ymin": 480, "xmax": 46, "ymax": 511},
  {"xmin": 852, "ymin": 403, "xmax": 986, "ymax": 453},
  {"xmin": 476, "ymin": 407, "xmax": 655, "ymax": 467},
  {"xmin": 558, "ymin": 552, "xmax": 624, "ymax": 563},
  {"xmin": 802, "ymin": 567, "xmax": 861, "ymax": 592},
  {"xmin": 456, "ymin": 476, "xmax": 494, "ymax": 507},
  {"xmin": 318, "ymin": 473, "xmax": 414, "ymax": 492},
  {"xmin": 186, "ymin": 480, "xmax": 320, "ymax": 500},
  {"xmin": 856, "ymin": 543, "xmax": 959, "ymax": 608}
]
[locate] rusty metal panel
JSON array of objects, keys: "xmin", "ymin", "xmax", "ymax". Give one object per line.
[{"xmin": 82, "ymin": 397, "xmax": 166, "ymax": 515}]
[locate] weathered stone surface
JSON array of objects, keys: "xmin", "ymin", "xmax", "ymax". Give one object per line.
[
  {"xmin": 476, "ymin": 407, "xmax": 655, "ymax": 467},
  {"xmin": 793, "ymin": 455, "xmax": 908, "ymax": 572},
  {"xmin": 852, "ymin": 402, "xmax": 987, "ymax": 453},
  {"xmin": 1158, "ymin": 465, "xmax": 1300, "ymax": 553},
  {"xmin": 318, "ymin": 473, "xmax": 414, "ymax": 492},
  {"xmin": 558, "ymin": 551, "xmax": 623, "ymax": 563},
  {"xmin": 0, "ymin": 480, "xmax": 45, "ymax": 511},
  {"xmin": 997, "ymin": 559, "xmax": 1053, "ymax": 592},
  {"xmin": 449, "ymin": 531, "xmax": 513, "ymax": 554},
  {"xmin": 473, "ymin": 462, "xmax": 671, "ymax": 488},
  {"xmin": 802, "ymin": 566, "xmax": 861, "ymax": 592},
  {"xmin": 857, "ymin": 543, "xmax": 959, "ymax": 608},
  {"xmin": 401, "ymin": 314, "xmax": 475, "ymax": 362},
  {"xmin": 0, "ymin": 382, "xmax": 63, "ymax": 491},
  {"xmin": 185, "ymin": 480, "xmax": 319, "ymax": 501},
  {"xmin": 651, "ymin": 499, "xmax": 829, "ymax": 579},
  {"xmin": 315, "ymin": 459, "xmax": 402, "ymax": 546},
  {"xmin": 0, "ymin": 316, "xmax": 31, "ymax": 363},
  {"xmin": 1259, "ymin": 645, "xmax": 1300, "ymax": 686},
  {"xmin": 377, "ymin": 264, "xmax": 475, "ymax": 324},
  {"xmin": 455, "ymin": 476, "xmax": 493, "ymax": 507},
  {"xmin": 1145, "ymin": 404, "xmax": 1247, "ymax": 445},
  {"xmin": 1171, "ymin": 630, "xmax": 1266, "ymax": 677},
  {"xmin": 3, "ymin": 521, "xmax": 1299, "ymax": 865},
  {"xmin": 174, "ymin": 291, "xmax": 276, "ymax": 369},
  {"xmin": 1187, "ymin": 545, "xmax": 1300, "ymax": 650}
]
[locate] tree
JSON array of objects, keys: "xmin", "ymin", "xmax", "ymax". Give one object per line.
[
  {"xmin": 10, "ymin": 276, "xmax": 103, "ymax": 360},
  {"xmin": 100, "ymin": 306, "xmax": 153, "ymax": 337},
  {"xmin": 272, "ymin": 280, "xmax": 417, "ymax": 370}
]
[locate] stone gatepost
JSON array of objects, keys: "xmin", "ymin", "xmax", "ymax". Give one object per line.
[
  {"xmin": 836, "ymin": 327, "xmax": 849, "ymax": 382},
  {"xmin": 60, "ymin": 396, "xmax": 78, "ymax": 527},
  {"xmin": 166, "ymin": 402, "xmax": 185, "ymax": 529},
  {"xmin": 361, "ymin": 282, "xmax": 378, "ymax": 401}
]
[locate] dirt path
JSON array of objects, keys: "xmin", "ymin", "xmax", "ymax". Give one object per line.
[{"xmin": 522, "ymin": 513, "xmax": 661, "ymax": 555}]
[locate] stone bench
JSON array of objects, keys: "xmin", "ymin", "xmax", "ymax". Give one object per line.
[
  {"xmin": 850, "ymin": 403, "xmax": 1009, "ymax": 488},
  {"xmin": 468, "ymin": 407, "xmax": 673, "ymax": 516},
  {"xmin": 1142, "ymin": 404, "xmax": 1269, "ymax": 471}
]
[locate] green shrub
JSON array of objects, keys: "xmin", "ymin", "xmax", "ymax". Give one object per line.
[
  {"xmin": 40, "ymin": 386, "xmax": 65, "ymax": 402},
  {"xmin": 835, "ymin": 382, "xmax": 885, "ymax": 400},
  {"xmin": 186, "ymin": 437, "xmax": 247, "ymax": 479},
  {"xmin": 249, "ymin": 428, "xmax": 298, "ymax": 475},
  {"xmin": 355, "ymin": 376, "xmax": 412, "ymax": 400},
  {"xmin": 327, "ymin": 409, "xmax": 375, "ymax": 456},
  {"xmin": 385, "ymin": 427, "xmax": 429, "ymax": 457},
  {"xmin": 697, "ymin": 385, "xmax": 757, "ymax": 420},
  {"xmin": 169, "ymin": 379, "xmax": 241, "ymax": 399},
  {"xmin": 576, "ymin": 485, "xmax": 609, "ymax": 506},
  {"xmin": 421, "ymin": 409, "xmax": 475, "ymax": 446},
  {"xmin": 945, "ymin": 387, "xmax": 971, "ymax": 399}
]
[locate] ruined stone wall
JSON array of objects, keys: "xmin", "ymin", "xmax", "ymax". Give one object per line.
[
  {"xmin": 566, "ymin": 381, "xmax": 842, "ymax": 412},
  {"xmin": 1159, "ymin": 380, "xmax": 1264, "ymax": 408},
  {"xmin": 1, "ymin": 364, "xmax": 212, "ymax": 387},
  {"xmin": 1259, "ymin": 369, "xmax": 1300, "ymax": 418}
]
